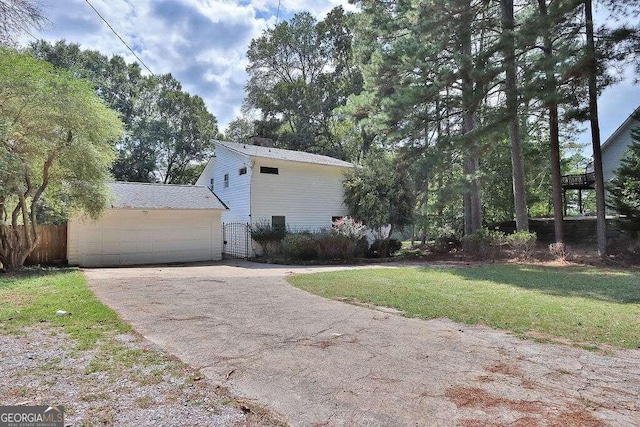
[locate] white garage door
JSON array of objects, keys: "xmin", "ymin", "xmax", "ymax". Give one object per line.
[{"xmin": 68, "ymin": 209, "xmax": 222, "ymax": 267}]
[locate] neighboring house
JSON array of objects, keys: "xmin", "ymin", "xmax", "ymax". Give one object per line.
[
  {"xmin": 195, "ymin": 140, "xmax": 354, "ymax": 256},
  {"xmin": 68, "ymin": 182, "xmax": 227, "ymax": 267},
  {"xmin": 600, "ymin": 106, "xmax": 640, "ymax": 183}
]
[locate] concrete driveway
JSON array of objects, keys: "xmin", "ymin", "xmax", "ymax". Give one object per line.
[{"xmin": 85, "ymin": 261, "xmax": 640, "ymax": 426}]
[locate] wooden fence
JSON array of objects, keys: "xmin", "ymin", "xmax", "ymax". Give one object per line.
[{"xmin": 22, "ymin": 224, "xmax": 68, "ymax": 265}]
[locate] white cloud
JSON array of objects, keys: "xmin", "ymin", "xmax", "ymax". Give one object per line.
[{"xmin": 30, "ymin": 0, "xmax": 354, "ymax": 130}]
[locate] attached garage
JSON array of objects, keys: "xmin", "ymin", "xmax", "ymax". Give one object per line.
[{"xmin": 68, "ymin": 182, "xmax": 228, "ymax": 267}]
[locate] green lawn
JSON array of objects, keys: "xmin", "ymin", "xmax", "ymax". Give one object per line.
[
  {"xmin": 0, "ymin": 268, "xmax": 131, "ymax": 349},
  {"xmin": 288, "ymin": 264, "xmax": 640, "ymax": 349}
]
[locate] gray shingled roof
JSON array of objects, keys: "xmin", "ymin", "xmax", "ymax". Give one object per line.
[
  {"xmin": 108, "ymin": 182, "xmax": 227, "ymax": 210},
  {"xmin": 215, "ymin": 140, "xmax": 354, "ymax": 168}
]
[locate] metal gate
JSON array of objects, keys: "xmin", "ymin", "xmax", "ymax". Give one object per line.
[{"xmin": 222, "ymin": 222, "xmax": 251, "ymax": 259}]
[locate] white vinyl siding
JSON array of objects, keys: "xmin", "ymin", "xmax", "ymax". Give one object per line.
[
  {"xmin": 197, "ymin": 146, "xmax": 252, "ymax": 224},
  {"xmin": 68, "ymin": 209, "xmax": 222, "ymax": 267},
  {"xmin": 602, "ymin": 120, "xmax": 638, "ymax": 183},
  {"xmin": 251, "ymin": 159, "xmax": 350, "ymax": 231}
]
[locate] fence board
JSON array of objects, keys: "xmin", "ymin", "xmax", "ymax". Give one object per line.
[{"xmin": 13, "ymin": 224, "xmax": 68, "ymax": 266}]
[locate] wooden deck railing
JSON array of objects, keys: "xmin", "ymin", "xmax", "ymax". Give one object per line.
[{"xmin": 561, "ymin": 172, "xmax": 596, "ymax": 189}]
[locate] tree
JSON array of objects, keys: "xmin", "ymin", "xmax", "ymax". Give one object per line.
[
  {"xmin": 0, "ymin": 49, "xmax": 123, "ymax": 270},
  {"xmin": 132, "ymin": 74, "xmax": 219, "ymax": 184},
  {"xmin": 244, "ymin": 7, "xmax": 362, "ymax": 160},
  {"xmin": 225, "ymin": 116, "xmax": 255, "ymax": 143},
  {"xmin": 29, "ymin": 40, "xmax": 219, "ymax": 184},
  {"xmin": 343, "ymin": 153, "xmax": 415, "ymax": 254},
  {"xmin": 608, "ymin": 128, "xmax": 640, "ymax": 237},
  {"xmin": 0, "ymin": 0, "xmax": 46, "ymax": 46},
  {"xmin": 584, "ymin": 0, "xmax": 608, "ymax": 256},
  {"xmin": 501, "ymin": 0, "xmax": 529, "ymax": 232},
  {"xmin": 354, "ymin": 0, "xmax": 504, "ymax": 234}
]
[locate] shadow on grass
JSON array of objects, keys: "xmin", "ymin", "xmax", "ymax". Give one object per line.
[
  {"xmin": 0, "ymin": 266, "xmax": 78, "ymax": 289},
  {"xmin": 433, "ymin": 264, "xmax": 640, "ymax": 304}
]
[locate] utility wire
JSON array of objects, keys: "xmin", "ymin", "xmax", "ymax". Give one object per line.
[{"xmin": 84, "ymin": 0, "xmax": 154, "ymax": 75}]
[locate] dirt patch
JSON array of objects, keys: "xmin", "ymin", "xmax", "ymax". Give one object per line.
[
  {"xmin": 485, "ymin": 362, "xmax": 521, "ymax": 376},
  {"xmin": 547, "ymin": 410, "xmax": 605, "ymax": 427},
  {"xmin": 0, "ymin": 326, "xmax": 281, "ymax": 426},
  {"xmin": 447, "ymin": 386, "xmax": 607, "ymax": 427},
  {"xmin": 446, "ymin": 386, "xmax": 543, "ymax": 414}
]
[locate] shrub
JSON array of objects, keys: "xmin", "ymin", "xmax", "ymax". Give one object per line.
[
  {"xmin": 548, "ymin": 242, "xmax": 568, "ymax": 260},
  {"xmin": 368, "ymin": 238, "xmax": 402, "ymax": 257},
  {"xmin": 317, "ymin": 233, "xmax": 356, "ymax": 260},
  {"xmin": 281, "ymin": 233, "xmax": 318, "ymax": 260},
  {"xmin": 332, "ymin": 216, "xmax": 367, "ymax": 240},
  {"xmin": 280, "ymin": 232, "xmax": 358, "ymax": 261},
  {"xmin": 428, "ymin": 226, "xmax": 462, "ymax": 254},
  {"xmin": 251, "ymin": 219, "xmax": 286, "ymax": 242},
  {"xmin": 251, "ymin": 220, "xmax": 286, "ymax": 257},
  {"xmin": 506, "ymin": 231, "xmax": 537, "ymax": 258},
  {"xmin": 462, "ymin": 229, "xmax": 506, "ymax": 259}
]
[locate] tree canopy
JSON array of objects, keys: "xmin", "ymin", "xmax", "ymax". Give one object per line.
[
  {"xmin": 29, "ymin": 40, "xmax": 220, "ymax": 184},
  {"xmin": 0, "ymin": 49, "xmax": 123, "ymax": 269},
  {"xmin": 244, "ymin": 7, "xmax": 363, "ymax": 160}
]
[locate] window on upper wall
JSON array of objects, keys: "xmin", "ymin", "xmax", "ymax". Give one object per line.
[
  {"xmin": 272, "ymin": 216, "xmax": 285, "ymax": 232},
  {"xmin": 209, "ymin": 178, "xmax": 214, "ymax": 190},
  {"xmin": 260, "ymin": 166, "xmax": 279, "ymax": 175},
  {"xmin": 224, "ymin": 173, "xmax": 229, "ymax": 188},
  {"xmin": 239, "ymin": 167, "xmax": 247, "ymax": 175}
]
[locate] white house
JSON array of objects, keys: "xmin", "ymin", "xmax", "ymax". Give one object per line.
[
  {"xmin": 195, "ymin": 140, "xmax": 354, "ymax": 256},
  {"xmin": 600, "ymin": 106, "xmax": 640, "ymax": 182},
  {"xmin": 68, "ymin": 182, "xmax": 227, "ymax": 267}
]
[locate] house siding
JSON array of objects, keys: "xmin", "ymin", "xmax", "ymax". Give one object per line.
[
  {"xmin": 602, "ymin": 118, "xmax": 639, "ymax": 182},
  {"xmin": 250, "ymin": 158, "xmax": 350, "ymax": 231},
  {"xmin": 198, "ymin": 146, "xmax": 252, "ymax": 224}
]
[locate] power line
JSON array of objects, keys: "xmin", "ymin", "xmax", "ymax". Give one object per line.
[{"xmin": 84, "ymin": 0, "xmax": 154, "ymax": 75}]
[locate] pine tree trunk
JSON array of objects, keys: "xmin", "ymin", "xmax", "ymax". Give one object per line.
[
  {"xmin": 461, "ymin": 0, "xmax": 482, "ymax": 235},
  {"xmin": 537, "ymin": 0, "xmax": 564, "ymax": 244},
  {"xmin": 501, "ymin": 0, "xmax": 529, "ymax": 232},
  {"xmin": 585, "ymin": 0, "xmax": 608, "ymax": 257}
]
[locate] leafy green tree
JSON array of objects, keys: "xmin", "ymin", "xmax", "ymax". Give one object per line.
[
  {"xmin": 244, "ymin": 7, "xmax": 362, "ymax": 160},
  {"xmin": 608, "ymin": 128, "xmax": 640, "ymax": 237},
  {"xmin": 343, "ymin": 153, "xmax": 415, "ymax": 248},
  {"xmin": 225, "ymin": 116, "xmax": 255, "ymax": 143},
  {"xmin": 132, "ymin": 74, "xmax": 219, "ymax": 183},
  {"xmin": 0, "ymin": 49, "xmax": 122, "ymax": 270},
  {"xmin": 29, "ymin": 40, "xmax": 219, "ymax": 184}
]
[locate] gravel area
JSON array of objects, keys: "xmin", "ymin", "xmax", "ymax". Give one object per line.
[{"xmin": 0, "ymin": 326, "xmax": 279, "ymax": 426}]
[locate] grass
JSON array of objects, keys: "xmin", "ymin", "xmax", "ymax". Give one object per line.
[
  {"xmin": 0, "ymin": 269, "xmax": 285, "ymax": 425},
  {"xmin": 288, "ymin": 264, "xmax": 640, "ymax": 349},
  {"xmin": 0, "ymin": 268, "xmax": 131, "ymax": 349}
]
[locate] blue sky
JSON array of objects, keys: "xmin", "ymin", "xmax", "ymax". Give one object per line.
[{"xmin": 23, "ymin": 0, "xmax": 639, "ymax": 151}]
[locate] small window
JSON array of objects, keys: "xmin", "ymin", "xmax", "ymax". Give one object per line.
[
  {"xmin": 239, "ymin": 167, "xmax": 247, "ymax": 175},
  {"xmin": 224, "ymin": 173, "xmax": 229, "ymax": 188},
  {"xmin": 209, "ymin": 178, "xmax": 214, "ymax": 190},
  {"xmin": 272, "ymin": 216, "xmax": 286, "ymax": 232},
  {"xmin": 260, "ymin": 166, "xmax": 279, "ymax": 175}
]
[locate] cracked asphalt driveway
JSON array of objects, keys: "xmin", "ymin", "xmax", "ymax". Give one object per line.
[{"xmin": 85, "ymin": 261, "xmax": 640, "ymax": 426}]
